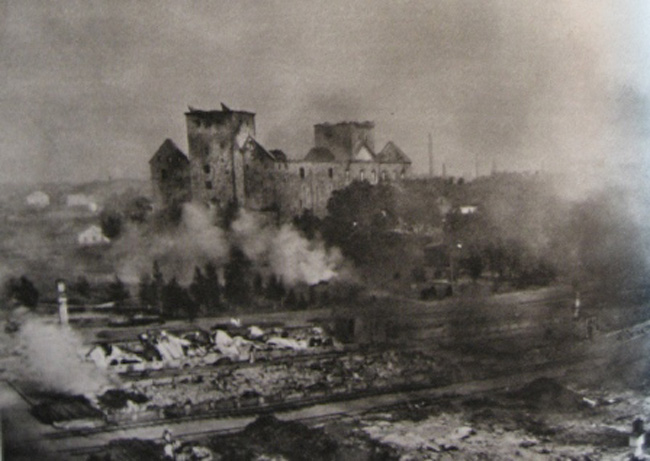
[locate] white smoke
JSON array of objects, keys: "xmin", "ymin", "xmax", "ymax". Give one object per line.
[
  {"xmin": 17, "ymin": 317, "xmax": 112, "ymax": 395},
  {"xmin": 114, "ymin": 205, "xmax": 344, "ymax": 287},
  {"xmin": 114, "ymin": 203, "xmax": 229, "ymax": 284},
  {"xmin": 231, "ymin": 210, "xmax": 343, "ymax": 286}
]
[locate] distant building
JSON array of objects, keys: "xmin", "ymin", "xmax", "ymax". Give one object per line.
[
  {"xmin": 459, "ymin": 205, "xmax": 478, "ymax": 215},
  {"xmin": 78, "ymin": 225, "xmax": 110, "ymax": 246},
  {"xmin": 26, "ymin": 191, "xmax": 50, "ymax": 208},
  {"xmin": 66, "ymin": 194, "xmax": 98, "ymax": 212},
  {"xmin": 151, "ymin": 104, "xmax": 412, "ymax": 219},
  {"xmin": 149, "ymin": 138, "xmax": 191, "ymax": 208}
]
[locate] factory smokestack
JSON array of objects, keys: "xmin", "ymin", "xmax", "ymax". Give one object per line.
[{"xmin": 57, "ymin": 280, "xmax": 69, "ymax": 326}]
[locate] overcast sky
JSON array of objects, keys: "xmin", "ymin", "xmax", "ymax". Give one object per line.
[{"xmin": 1, "ymin": 0, "xmax": 649, "ymax": 184}]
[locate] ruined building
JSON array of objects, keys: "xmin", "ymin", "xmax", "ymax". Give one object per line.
[
  {"xmin": 150, "ymin": 104, "xmax": 411, "ymax": 218},
  {"xmin": 150, "ymin": 138, "xmax": 191, "ymax": 207}
]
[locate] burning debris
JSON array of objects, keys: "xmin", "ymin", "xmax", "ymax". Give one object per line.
[{"xmin": 87, "ymin": 324, "xmax": 336, "ymax": 372}]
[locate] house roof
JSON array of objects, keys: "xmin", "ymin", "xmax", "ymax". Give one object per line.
[
  {"xmin": 149, "ymin": 139, "xmax": 188, "ymax": 164},
  {"xmin": 377, "ymin": 141, "xmax": 411, "ymax": 164},
  {"xmin": 244, "ymin": 136, "xmax": 278, "ymax": 162},
  {"xmin": 270, "ymin": 149, "xmax": 288, "ymax": 162},
  {"xmin": 304, "ymin": 147, "xmax": 336, "ymax": 163}
]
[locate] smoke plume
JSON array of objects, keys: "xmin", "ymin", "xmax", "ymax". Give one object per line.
[
  {"xmin": 113, "ymin": 203, "xmax": 229, "ymax": 284},
  {"xmin": 114, "ymin": 204, "xmax": 344, "ymax": 287},
  {"xmin": 231, "ymin": 210, "xmax": 343, "ymax": 285},
  {"xmin": 17, "ymin": 318, "xmax": 111, "ymax": 395}
]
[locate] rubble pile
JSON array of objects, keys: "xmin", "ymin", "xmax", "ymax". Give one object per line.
[
  {"xmin": 86, "ymin": 324, "xmax": 336, "ymax": 373},
  {"xmin": 31, "ymin": 393, "xmax": 105, "ymax": 429},
  {"xmin": 97, "ymin": 350, "xmax": 454, "ymax": 418},
  {"xmin": 206, "ymin": 415, "xmax": 339, "ymax": 461}
]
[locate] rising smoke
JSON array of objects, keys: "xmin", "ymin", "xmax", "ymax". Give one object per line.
[
  {"xmin": 114, "ymin": 204, "xmax": 344, "ymax": 286},
  {"xmin": 231, "ymin": 210, "xmax": 343, "ymax": 286},
  {"xmin": 17, "ymin": 317, "xmax": 112, "ymax": 395}
]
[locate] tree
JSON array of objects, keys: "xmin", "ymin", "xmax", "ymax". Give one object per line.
[
  {"xmin": 100, "ymin": 210, "xmax": 123, "ymax": 239},
  {"xmin": 189, "ymin": 266, "xmax": 207, "ymax": 309},
  {"xmin": 292, "ymin": 209, "xmax": 322, "ymax": 240},
  {"xmin": 107, "ymin": 276, "xmax": 129, "ymax": 305},
  {"xmin": 265, "ymin": 275, "xmax": 285, "ymax": 302},
  {"xmin": 5, "ymin": 276, "xmax": 39, "ymax": 308},
  {"xmin": 253, "ymin": 273, "xmax": 264, "ymax": 296},
  {"xmin": 323, "ymin": 181, "xmax": 397, "ymax": 264},
  {"xmin": 285, "ymin": 289, "xmax": 297, "ymax": 309},
  {"xmin": 138, "ymin": 273, "xmax": 157, "ymax": 309},
  {"xmin": 203, "ymin": 262, "xmax": 222, "ymax": 312},
  {"xmin": 73, "ymin": 276, "xmax": 91, "ymax": 299},
  {"xmin": 161, "ymin": 277, "xmax": 195, "ymax": 319},
  {"xmin": 462, "ymin": 250, "xmax": 484, "ymax": 282},
  {"xmin": 126, "ymin": 196, "xmax": 152, "ymax": 223},
  {"xmin": 224, "ymin": 247, "xmax": 252, "ymax": 305},
  {"xmin": 151, "ymin": 261, "xmax": 165, "ymax": 312}
]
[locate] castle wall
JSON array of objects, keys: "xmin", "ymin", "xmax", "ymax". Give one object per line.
[{"xmin": 150, "ymin": 156, "xmax": 190, "ymax": 207}]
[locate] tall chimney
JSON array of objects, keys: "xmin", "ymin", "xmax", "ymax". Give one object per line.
[
  {"xmin": 428, "ymin": 133, "xmax": 434, "ymax": 177},
  {"xmin": 57, "ymin": 280, "xmax": 69, "ymax": 326}
]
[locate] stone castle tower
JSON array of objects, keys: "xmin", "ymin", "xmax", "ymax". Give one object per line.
[{"xmin": 185, "ymin": 104, "xmax": 255, "ymax": 208}]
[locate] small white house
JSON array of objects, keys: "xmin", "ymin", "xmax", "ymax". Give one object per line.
[
  {"xmin": 26, "ymin": 191, "xmax": 50, "ymax": 208},
  {"xmin": 78, "ymin": 225, "xmax": 110, "ymax": 246}
]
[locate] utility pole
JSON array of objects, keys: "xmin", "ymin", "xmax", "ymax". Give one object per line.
[{"xmin": 428, "ymin": 133, "xmax": 434, "ymax": 177}]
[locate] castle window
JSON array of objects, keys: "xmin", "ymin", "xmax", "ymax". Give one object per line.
[
  {"xmin": 203, "ymin": 164, "xmax": 210, "ymax": 174},
  {"xmin": 205, "ymin": 181, "xmax": 213, "ymax": 190},
  {"xmin": 381, "ymin": 170, "xmax": 387, "ymax": 181},
  {"xmin": 300, "ymin": 167, "xmax": 305, "ymax": 179},
  {"xmin": 360, "ymin": 169, "xmax": 365, "ymax": 180},
  {"xmin": 328, "ymin": 168, "xmax": 333, "ymax": 179},
  {"xmin": 161, "ymin": 169, "xmax": 168, "ymax": 181}
]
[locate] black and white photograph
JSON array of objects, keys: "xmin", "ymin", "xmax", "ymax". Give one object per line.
[{"xmin": 1, "ymin": 1, "xmax": 650, "ymax": 459}]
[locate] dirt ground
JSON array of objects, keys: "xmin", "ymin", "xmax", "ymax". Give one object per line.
[{"xmin": 195, "ymin": 377, "xmax": 646, "ymax": 461}]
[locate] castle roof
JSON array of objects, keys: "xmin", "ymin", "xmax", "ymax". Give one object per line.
[
  {"xmin": 149, "ymin": 139, "xmax": 188, "ymax": 165},
  {"xmin": 270, "ymin": 149, "xmax": 288, "ymax": 162},
  {"xmin": 304, "ymin": 147, "xmax": 336, "ymax": 163},
  {"xmin": 351, "ymin": 141, "xmax": 376, "ymax": 162},
  {"xmin": 314, "ymin": 121, "xmax": 375, "ymax": 129},
  {"xmin": 185, "ymin": 103, "xmax": 255, "ymax": 118},
  {"xmin": 377, "ymin": 141, "xmax": 411, "ymax": 164}
]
